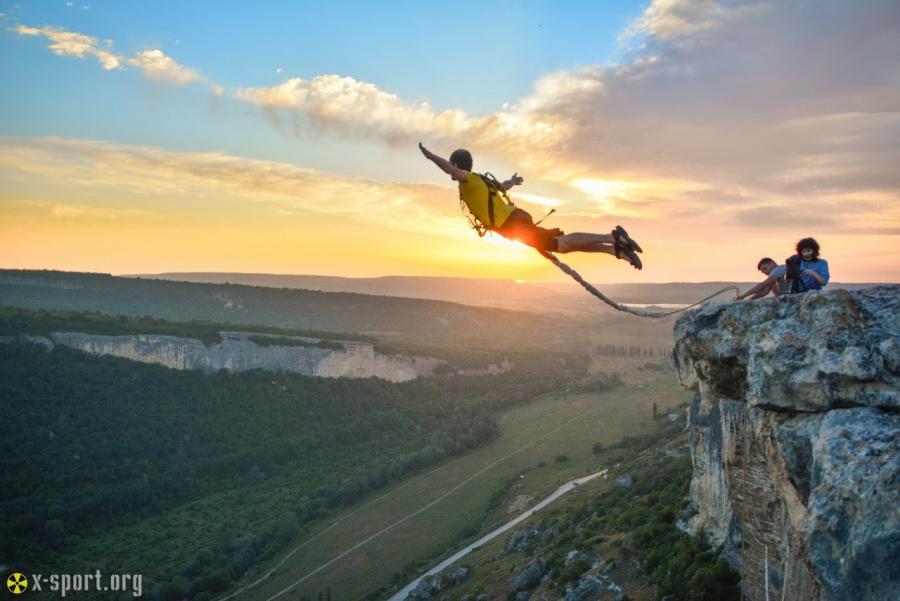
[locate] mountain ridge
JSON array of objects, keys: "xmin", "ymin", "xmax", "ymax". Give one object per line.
[{"xmin": 127, "ymin": 271, "xmax": 889, "ymax": 307}]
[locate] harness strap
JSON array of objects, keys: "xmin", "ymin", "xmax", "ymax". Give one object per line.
[
  {"xmin": 487, "ymin": 184, "xmax": 495, "ymax": 228},
  {"xmin": 477, "ymin": 172, "xmax": 506, "ymax": 229}
]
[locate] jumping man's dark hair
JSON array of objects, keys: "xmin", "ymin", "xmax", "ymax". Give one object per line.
[{"xmin": 449, "ymin": 149, "xmax": 473, "ymax": 171}]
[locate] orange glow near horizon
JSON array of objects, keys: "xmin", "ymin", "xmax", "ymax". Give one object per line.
[
  {"xmin": 4, "ymin": 206, "xmax": 899, "ymax": 284},
  {"xmin": 1, "ymin": 137, "xmax": 898, "ymax": 284}
]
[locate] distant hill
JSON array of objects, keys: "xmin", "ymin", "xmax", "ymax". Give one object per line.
[
  {"xmin": 0, "ymin": 269, "xmax": 583, "ymax": 352},
  {"xmin": 130, "ymin": 271, "xmax": 887, "ymax": 307},
  {"xmin": 128, "ymin": 271, "xmax": 578, "ymax": 314},
  {"xmin": 131, "ymin": 272, "xmax": 552, "ymax": 302}
]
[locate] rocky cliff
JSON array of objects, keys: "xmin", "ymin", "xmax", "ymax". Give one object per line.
[
  {"xmin": 10, "ymin": 331, "xmax": 442, "ymax": 382},
  {"xmin": 674, "ymin": 286, "xmax": 899, "ymax": 601}
]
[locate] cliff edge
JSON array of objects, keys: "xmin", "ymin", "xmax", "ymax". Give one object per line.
[
  {"xmin": 673, "ymin": 286, "xmax": 899, "ymax": 601},
  {"xmin": 1, "ymin": 331, "xmax": 443, "ymax": 382}
]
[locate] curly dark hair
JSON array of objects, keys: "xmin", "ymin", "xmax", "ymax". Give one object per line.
[
  {"xmin": 449, "ymin": 148, "xmax": 473, "ymax": 172},
  {"xmin": 795, "ymin": 237, "xmax": 820, "ymax": 259}
]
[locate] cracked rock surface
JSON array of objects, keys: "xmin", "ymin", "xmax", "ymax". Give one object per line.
[{"xmin": 674, "ymin": 286, "xmax": 899, "ymax": 601}]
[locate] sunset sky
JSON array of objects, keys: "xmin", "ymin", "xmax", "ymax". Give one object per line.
[{"xmin": 2, "ymin": 0, "xmax": 898, "ymax": 283}]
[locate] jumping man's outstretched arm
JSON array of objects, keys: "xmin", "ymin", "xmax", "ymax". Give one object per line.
[{"xmin": 419, "ymin": 143, "xmax": 468, "ymax": 182}]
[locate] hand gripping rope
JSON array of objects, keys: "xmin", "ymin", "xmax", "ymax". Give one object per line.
[{"xmin": 538, "ymin": 250, "xmax": 741, "ymax": 319}]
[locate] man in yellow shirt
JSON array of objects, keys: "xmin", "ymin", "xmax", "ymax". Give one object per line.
[{"xmin": 419, "ymin": 144, "xmax": 642, "ymax": 269}]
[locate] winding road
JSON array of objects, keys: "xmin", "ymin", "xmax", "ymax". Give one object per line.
[{"xmin": 387, "ymin": 469, "xmax": 607, "ymax": 601}]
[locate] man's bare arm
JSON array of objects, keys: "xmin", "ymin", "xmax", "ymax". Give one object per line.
[
  {"xmin": 737, "ymin": 275, "xmax": 778, "ymax": 300},
  {"xmin": 419, "ymin": 143, "xmax": 467, "ymax": 182},
  {"xmin": 501, "ymin": 173, "xmax": 524, "ymax": 190},
  {"xmin": 749, "ymin": 281, "xmax": 777, "ymax": 299},
  {"xmin": 803, "ymin": 268, "xmax": 825, "ymax": 285}
]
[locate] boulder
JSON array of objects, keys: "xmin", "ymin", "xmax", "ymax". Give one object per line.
[
  {"xmin": 509, "ymin": 559, "xmax": 546, "ymax": 592},
  {"xmin": 563, "ymin": 574, "xmax": 623, "ymax": 601},
  {"xmin": 408, "ymin": 574, "xmax": 444, "ymax": 599},
  {"xmin": 564, "ymin": 550, "xmax": 596, "ymax": 567},
  {"xmin": 451, "ymin": 566, "xmax": 470, "ymax": 584}
]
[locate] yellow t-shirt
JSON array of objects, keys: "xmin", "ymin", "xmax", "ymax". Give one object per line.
[{"xmin": 458, "ymin": 172, "xmax": 515, "ymax": 228}]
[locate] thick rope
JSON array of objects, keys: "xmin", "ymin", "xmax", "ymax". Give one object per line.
[{"xmin": 539, "ymin": 251, "xmax": 741, "ymax": 318}]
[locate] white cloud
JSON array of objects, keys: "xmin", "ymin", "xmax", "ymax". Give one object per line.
[
  {"xmin": 127, "ymin": 49, "xmax": 199, "ymax": 85},
  {"xmin": 512, "ymin": 192, "xmax": 563, "ymax": 208},
  {"xmin": 50, "ymin": 202, "xmax": 153, "ymax": 220},
  {"xmin": 0, "ymin": 136, "xmax": 469, "ymax": 239},
  {"xmin": 567, "ymin": 0, "xmax": 900, "ymax": 197},
  {"xmin": 233, "ymin": 72, "xmax": 586, "ymax": 178},
  {"xmin": 623, "ymin": 0, "xmax": 768, "ymax": 43},
  {"xmin": 11, "ymin": 22, "xmax": 203, "ymax": 86},
  {"xmin": 12, "ymin": 24, "xmax": 121, "ymax": 70},
  {"xmin": 235, "ymin": 74, "xmax": 474, "ymax": 143},
  {"xmin": 6, "ymin": 198, "xmax": 156, "ymax": 220}
]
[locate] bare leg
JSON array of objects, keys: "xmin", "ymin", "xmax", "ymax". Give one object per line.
[
  {"xmin": 554, "ymin": 231, "xmax": 642, "ymax": 269},
  {"xmin": 555, "ymin": 232, "xmax": 616, "ymax": 255}
]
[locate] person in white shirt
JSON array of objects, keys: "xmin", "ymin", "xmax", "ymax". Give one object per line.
[{"xmin": 737, "ymin": 257, "xmax": 789, "ymax": 300}]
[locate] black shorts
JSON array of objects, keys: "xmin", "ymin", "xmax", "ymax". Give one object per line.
[{"xmin": 495, "ymin": 208, "xmax": 563, "ymax": 252}]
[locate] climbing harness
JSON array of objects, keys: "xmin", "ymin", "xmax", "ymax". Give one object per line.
[
  {"xmin": 459, "ymin": 172, "xmax": 514, "ymax": 237},
  {"xmin": 538, "ymin": 250, "xmax": 741, "ymax": 318}
]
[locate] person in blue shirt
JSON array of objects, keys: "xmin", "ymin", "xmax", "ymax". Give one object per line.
[
  {"xmin": 737, "ymin": 257, "xmax": 789, "ymax": 300},
  {"xmin": 793, "ymin": 237, "xmax": 829, "ymax": 291}
]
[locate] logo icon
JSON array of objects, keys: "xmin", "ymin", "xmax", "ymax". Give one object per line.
[{"xmin": 6, "ymin": 573, "xmax": 28, "ymax": 594}]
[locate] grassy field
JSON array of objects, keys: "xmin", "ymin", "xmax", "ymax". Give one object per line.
[{"xmin": 230, "ymin": 369, "xmax": 689, "ymax": 600}]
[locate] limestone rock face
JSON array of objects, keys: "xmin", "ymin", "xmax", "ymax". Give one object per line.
[
  {"xmin": 674, "ymin": 286, "xmax": 899, "ymax": 601},
  {"xmin": 25, "ymin": 330, "xmax": 442, "ymax": 382}
]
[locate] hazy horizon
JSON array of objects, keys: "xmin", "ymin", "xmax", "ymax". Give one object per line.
[
  {"xmin": 7, "ymin": 267, "xmax": 884, "ymax": 312},
  {"xmin": 124, "ymin": 269, "xmax": 896, "ymax": 286}
]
